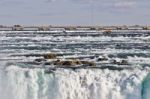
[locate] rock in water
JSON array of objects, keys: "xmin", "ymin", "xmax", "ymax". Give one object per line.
[
  {"xmin": 97, "ymin": 56, "xmax": 108, "ymax": 61},
  {"xmin": 53, "ymin": 60, "xmax": 82, "ymax": 66},
  {"xmin": 112, "ymin": 59, "xmax": 128, "ymax": 65},
  {"xmin": 53, "ymin": 59, "xmax": 96, "ymax": 67},
  {"xmin": 80, "ymin": 61, "xmax": 96, "ymax": 67},
  {"xmin": 121, "ymin": 60, "xmax": 128, "ymax": 65},
  {"xmin": 103, "ymin": 30, "xmax": 112, "ymax": 35},
  {"xmin": 43, "ymin": 53, "xmax": 57, "ymax": 59}
]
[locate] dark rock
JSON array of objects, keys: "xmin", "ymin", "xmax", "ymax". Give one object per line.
[
  {"xmin": 113, "ymin": 60, "xmax": 118, "ymax": 64},
  {"xmin": 13, "ymin": 25, "xmax": 23, "ymax": 31},
  {"xmin": 43, "ymin": 53, "xmax": 57, "ymax": 59},
  {"xmin": 53, "ymin": 59, "xmax": 61, "ymax": 65},
  {"xmin": 80, "ymin": 61, "xmax": 96, "ymax": 67},
  {"xmin": 90, "ymin": 56, "xmax": 95, "ymax": 59},
  {"xmin": 44, "ymin": 62, "xmax": 51, "ymax": 65},
  {"xmin": 100, "ymin": 66, "xmax": 124, "ymax": 71},
  {"xmin": 112, "ymin": 59, "xmax": 128, "ymax": 65},
  {"xmin": 116, "ymin": 44, "xmax": 121, "ymax": 47},
  {"xmin": 90, "ymin": 27, "xmax": 96, "ymax": 30},
  {"xmin": 103, "ymin": 30, "xmax": 112, "ymax": 35},
  {"xmin": 53, "ymin": 59, "xmax": 96, "ymax": 67},
  {"xmin": 62, "ymin": 61, "xmax": 77, "ymax": 66},
  {"xmin": 143, "ymin": 27, "xmax": 148, "ymax": 30},
  {"xmin": 121, "ymin": 60, "xmax": 128, "ymax": 65},
  {"xmin": 14, "ymin": 25, "xmax": 21, "ymax": 27},
  {"xmin": 54, "ymin": 60, "xmax": 82, "ymax": 66},
  {"xmin": 34, "ymin": 58, "xmax": 46, "ymax": 62},
  {"xmin": 97, "ymin": 57, "xmax": 108, "ymax": 61}
]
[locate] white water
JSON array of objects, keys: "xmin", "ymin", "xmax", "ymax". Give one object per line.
[
  {"xmin": 0, "ymin": 65, "xmax": 148, "ymax": 99},
  {"xmin": 0, "ymin": 31, "xmax": 150, "ymax": 99}
]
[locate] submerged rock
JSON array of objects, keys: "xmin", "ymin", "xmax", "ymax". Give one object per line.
[
  {"xmin": 112, "ymin": 59, "xmax": 128, "ymax": 65},
  {"xmin": 34, "ymin": 58, "xmax": 46, "ymax": 62},
  {"xmin": 44, "ymin": 62, "xmax": 51, "ymax": 65},
  {"xmin": 97, "ymin": 56, "xmax": 108, "ymax": 61}
]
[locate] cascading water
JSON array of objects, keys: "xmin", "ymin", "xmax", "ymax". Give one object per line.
[
  {"xmin": 0, "ymin": 30, "xmax": 150, "ymax": 99},
  {"xmin": 142, "ymin": 73, "xmax": 150, "ymax": 99}
]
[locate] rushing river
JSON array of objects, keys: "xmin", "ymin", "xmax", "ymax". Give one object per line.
[{"xmin": 0, "ymin": 30, "xmax": 150, "ymax": 99}]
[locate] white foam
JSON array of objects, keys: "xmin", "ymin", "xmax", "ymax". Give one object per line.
[
  {"xmin": 1, "ymin": 31, "xmax": 150, "ymax": 99},
  {"xmin": 3, "ymin": 66, "xmax": 149, "ymax": 99}
]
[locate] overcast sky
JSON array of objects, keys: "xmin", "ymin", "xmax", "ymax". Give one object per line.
[{"xmin": 0, "ymin": 0, "xmax": 150, "ymax": 25}]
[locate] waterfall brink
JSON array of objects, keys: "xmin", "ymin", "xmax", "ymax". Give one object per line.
[
  {"xmin": 5, "ymin": 66, "xmax": 58, "ymax": 99},
  {"xmin": 4, "ymin": 65, "xmax": 149, "ymax": 99}
]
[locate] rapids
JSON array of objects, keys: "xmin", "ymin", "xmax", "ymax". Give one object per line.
[{"xmin": 0, "ymin": 30, "xmax": 150, "ymax": 99}]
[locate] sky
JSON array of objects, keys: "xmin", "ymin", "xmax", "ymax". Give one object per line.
[{"xmin": 0, "ymin": 0, "xmax": 150, "ymax": 25}]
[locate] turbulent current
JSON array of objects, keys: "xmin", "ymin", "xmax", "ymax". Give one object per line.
[{"xmin": 0, "ymin": 30, "xmax": 150, "ymax": 99}]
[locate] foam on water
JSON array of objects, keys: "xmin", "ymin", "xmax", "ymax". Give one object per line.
[
  {"xmin": 2, "ymin": 65, "xmax": 149, "ymax": 99},
  {"xmin": 0, "ymin": 31, "xmax": 150, "ymax": 99}
]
